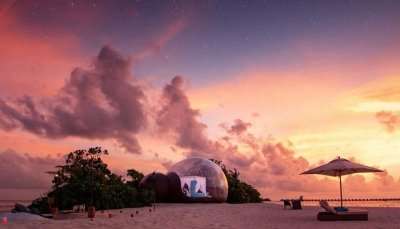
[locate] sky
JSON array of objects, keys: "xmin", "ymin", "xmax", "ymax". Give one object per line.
[{"xmin": 0, "ymin": 0, "xmax": 400, "ymax": 200}]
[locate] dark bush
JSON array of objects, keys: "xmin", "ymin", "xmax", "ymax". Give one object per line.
[
  {"xmin": 33, "ymin": 147, "xmax": 155, "ymax": 212},
  {"xmin": 28, "ymin": 196, "xmax": 51, "ymax": 214}
]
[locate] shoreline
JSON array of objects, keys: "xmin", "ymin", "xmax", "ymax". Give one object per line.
[{"xmin": 3, "ymin": 199, "xmax": 400, "ymax": 214}]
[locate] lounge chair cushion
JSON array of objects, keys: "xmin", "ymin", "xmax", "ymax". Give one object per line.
[
  {"xmin": 319, "ymin": 200, "xmax": 336, "ymax": 214},
  {"xmin": 318, "ymin": 200, "xmax": 368, "ymax": 221},
  {"xmin": 317, "ymin": 211, "xmax": 368, "ymax": 221}
]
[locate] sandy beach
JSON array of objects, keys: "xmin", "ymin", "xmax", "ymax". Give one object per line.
[{"xmin": 2, "ymin": 203, "xmax": 400, "ymax": 229}]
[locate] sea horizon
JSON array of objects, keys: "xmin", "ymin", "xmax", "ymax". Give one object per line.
[{"xmin": 3, "ymin": 199, "xmax": 400, "ymax": 212}]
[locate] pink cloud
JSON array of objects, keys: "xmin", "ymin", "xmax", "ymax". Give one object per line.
[
  {"xmin": 157, "ymin": 76, "xmax": 213, "ymax": 153},
  {"xmin": 220, "ymin": 119, "xmax": 252, "ymax": 135},
  {"xmin": 376, "ymin": 111, "xmax": 400, "ymax": 132},
  {"xmin": 0, "ymin": 149, "xmax": 61, "ymax": 189},
  {"xmin": 0, "ymin": 46, "xmax": 147, "ymax": 154},
  {"xmin": 153, "ymin": 80, "xmax": 400, "ymax": 198}
]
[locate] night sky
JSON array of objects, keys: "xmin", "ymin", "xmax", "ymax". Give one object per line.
[
  {"xmin": 5, "ymin": 0, "xmax": 400, "ymax": 85},
  {"xmin": 1, "ymin": 0, "xmax": 400, "ymax": 200}
]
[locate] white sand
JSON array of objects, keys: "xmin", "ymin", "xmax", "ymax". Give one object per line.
[{"xmin": 2, "ymin": 203, "xmax": 400, "ymax": 228}]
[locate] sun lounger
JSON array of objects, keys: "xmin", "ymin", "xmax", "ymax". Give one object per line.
[
  {"xmin": 291, "ymin": 200, "xmax": 302, "ymax": 210},
  {"xmin": 283, "ymin": 199, "xmax": 291, "ymax": 209},
  {"xmin": 317, "ymin": 200, "xmax": 368, "ymax": 221},
  {"xmin": 282, "ymin": 199, "xmax": 302, "ymax": 210}
]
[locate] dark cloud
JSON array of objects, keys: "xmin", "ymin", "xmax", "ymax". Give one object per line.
[
  {"xmin": 376, "ymin": 111, "xmax": 400, "ymax": 133},
  {"xmin": 157, "ymin": 76, "xmax": 213, "ymax": 153},
  {"xmin": 0, "ymin": 46, "xmax": 146, "ymax": 153},
  {"xmin": 0, "ymin": 149, "xmax": 60, "ymax": 189}
]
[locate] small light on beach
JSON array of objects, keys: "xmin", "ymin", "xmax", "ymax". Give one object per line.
[{"xmin": 2, "ymin": 217, "xmax": 7, "ymax": 224}]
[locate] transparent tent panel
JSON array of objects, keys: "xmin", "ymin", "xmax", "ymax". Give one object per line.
[{"xmin": 169, "ymin": 157, "xmax": 228, "ymax": 202}]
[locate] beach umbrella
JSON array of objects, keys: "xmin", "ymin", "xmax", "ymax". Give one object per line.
[{"xmin": 301, "ymin": 157, "xmax": 383, "ymax": 207}]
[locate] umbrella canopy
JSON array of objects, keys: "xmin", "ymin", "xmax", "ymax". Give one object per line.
[
  {"xmin": 301, "ymin": 157, "xmax": 383, "ymax": 207},
  {"xmin": 301, "ymin": 157, "xmax": 383, "ymax": 176}
]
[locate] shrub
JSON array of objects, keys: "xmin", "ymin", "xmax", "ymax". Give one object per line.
[
  {"xmin": 28, "ymin": 196, "xmax": 51, "ymax": 214},
  {"xmin": 33, "ymin": 147, "xmax": 154, "ymax": 212}
]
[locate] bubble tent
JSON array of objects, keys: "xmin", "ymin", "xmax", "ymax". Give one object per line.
[
  {"xmin": 140, "ymin": 157, "xmax": 228, "ymax": 203},
  {"xmin": 169, "ymin": 157, "xmax": 228, "ymax": 202}
]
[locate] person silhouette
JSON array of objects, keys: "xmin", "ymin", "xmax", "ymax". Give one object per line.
[
  {"xmin": 190, "ymin": 180, "xmax": 206, "ymax": 197},
  {"xmin": 183, "ymin": 183, "xmax": 190, "ymax": 196}
]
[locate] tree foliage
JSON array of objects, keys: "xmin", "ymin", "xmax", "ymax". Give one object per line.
[
  {"xmin": 126, "ymin": 169, "xmax": 144, "ymax": 187},
  {"xmin": 211, "ymin": 159, "xmax": 262, "ymax": 203},
  {"xmin": 30, "ymin": 147, "xmax": 154, "ymax": 212}
]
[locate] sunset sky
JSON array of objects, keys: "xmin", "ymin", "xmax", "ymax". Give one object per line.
[{"xmin": 1, "ymin": 0, "xmax": 400, "ymax": 200}]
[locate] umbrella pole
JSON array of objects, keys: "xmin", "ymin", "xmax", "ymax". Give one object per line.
[{"xmin": 339, "ymin": 175, "xmax": 343, "ymax": 208}]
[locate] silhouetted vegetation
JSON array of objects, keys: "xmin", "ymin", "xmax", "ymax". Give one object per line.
[
  {"xmin": 29, "ymin": 147, "xmax": 154, "ymax": 213},
  {"xmin": 28, "ymin": 196, "xmax": 51, "ymax": 214},
  {"xmin": 28, "ymin": 148, "xmax": 261, "ymax": 213},
  {"xmin": 211, "ymin": 159, "xmax": 262, "ymax": 203}
]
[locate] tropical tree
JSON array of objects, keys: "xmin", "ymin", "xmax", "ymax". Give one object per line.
[
  {"xmin": 126, "ymin": 169, "xmax": 144, "ymax": 187},
  {"xmin": 210, "ymin": 159, "xmax": 262, "ymax": 203},
  {"xmin": 30, "ymin": 147, "xmax": 154, "ymax": 212}
]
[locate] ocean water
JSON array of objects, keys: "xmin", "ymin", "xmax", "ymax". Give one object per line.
[
  {"xmin": 2, "ymin": 200, "xmax": 400, "ymax": 212},
  {"xmin": 269, "ymin": 200, "xmax": 400, "ymax": 208},
  {"xmin": 0, "ymin": 200, "xmax": 32, "ymax": 212}
]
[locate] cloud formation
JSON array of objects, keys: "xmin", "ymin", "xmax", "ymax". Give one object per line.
[
  {"xmin": 157, "ymin": 76, "xmax": 213, "ymax": 153},
  {"xmin": 376, "ymin": 111, "xmax": 400, "ymax": 132},
  {"xmin": 155, "ymin": 82, "xmax": 400, "ymax": 197},
  {"xmin": 0, "ymin": 46, "xmax": 147, "ymax": 153},
  {"xmin": 0, "ymin": 44, "xmax": 398, "ymax": 197},
  {"xmin": 155, "ymin": 84, "xmax": 334, "ymax": 195},
  {"xmin": 213, "ymin": 120, "xmax": 400, "ymax": 198},
  {"xmin": 222, "ymin": 119, "xmax": 252, "ymax": 135},
  {"xmin": 0, "ymin": 149, "xmax": 60, "ymax": 189}
]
